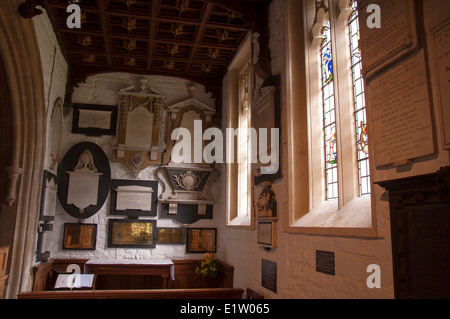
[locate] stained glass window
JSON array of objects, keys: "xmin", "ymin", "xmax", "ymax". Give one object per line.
[
  {"xmin": 349, "ymin": 0, "xmax": 371, "ymax": 196},
  {"xmin": 321, "ymin": 26, "xmax": 338, "ymax": 200}
]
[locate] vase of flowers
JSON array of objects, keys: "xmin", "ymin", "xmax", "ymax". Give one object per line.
[
  {"xmin": 195, "ymin": 253, "xmax": 221, "ymax": 278},
  {"xmin": 195, "ymin": 253, "xmax": 223, "ymax": 287}
]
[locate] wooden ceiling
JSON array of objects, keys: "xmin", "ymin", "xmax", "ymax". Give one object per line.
[{"xmin": 41, "ymin": 0, "xmax": 271, "ymax": 102}]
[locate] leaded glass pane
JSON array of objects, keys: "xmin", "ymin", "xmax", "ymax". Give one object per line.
[
  {"xmin": 349, "ymin": 0, "xmax": 371, "ymax": 196},
  {"xmin": 321, "ymin": 25, "xmax": 338, "ymax": 200}
]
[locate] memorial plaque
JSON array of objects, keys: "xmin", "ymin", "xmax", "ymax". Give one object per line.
[
  {"xmin": 368, "ymin": 50, "xmax": 435, "ymax": 167},
  {"xmin": 157, "ymin": 228, "xmax": 185, "ymax": 245},
  {"xmin": 67, "ymin": 170, "xmax": 103, "ymax": 213},
  {"xmin": 108, "ymin": 219, "xmax": 156, "ymax": 248},
  {"xmin": 125, "ymin": 106, "xmax": 154, "ymax": 149},
  {"xmin": 433, "ymin": 20, "xmax": 450, "ymax": 149},
  {"xmin": 114, "ymin": 79, "xmax": 166, "ymax": 171},
  {"xmin": 258, "ymin": 220, "xmax": 276, "ymax": 248},
  {"xmin": 186, "ymin": 228, "xmax": 217, "ymax": 253},
  {"xmin": 316, "ymin": 250, "xmax": 335, "ymax": 276},
  {"xmin": 72, "ymin": 104, "xmax": 117, "ymax": 136},
  {"xmin": 359, "ymin": 0, "xmax": 418, "ymax": 75},
  {"xmin": 110, "ymin": 180, "xmax": 158, "ymax": 217},
  {"xmin": 261, "ymin": 259, "xmax": 277, "ymax": 293},
  {"xmin": 63, "ymin": 223, "xmax": 97, "ymax": 250},
  {"xmin": 116, "ymin": 186, "xmax": 153, "ymax": 211},
  {"xmin": 58, "ymin": 142, "xmax": 111, "ymax": 220}
]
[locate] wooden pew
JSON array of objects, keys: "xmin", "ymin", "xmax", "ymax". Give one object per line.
[
  {"xmin": 0, "ymin": 247, "xmax": 10, "ymax": 299},
  {"xmin": 31, "ymin": 258, "xmax": 235, "ymax": 291},
  {"xmin": 18, "ymin": 288, "xmax": 244, "ymax": 299}
]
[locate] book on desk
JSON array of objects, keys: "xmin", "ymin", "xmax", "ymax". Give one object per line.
[{"xmin": 54, "ymin": 274, "xmax": 95, "ymax": 290}]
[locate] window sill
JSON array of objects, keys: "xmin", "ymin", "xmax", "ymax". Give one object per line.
[
  {"xmin": 226, "ymin": 215, "xmax": 254, "ymax": 229},
  {"xmin": 287, "ymin": 196, "xmax": 377, "ymax": 237}
]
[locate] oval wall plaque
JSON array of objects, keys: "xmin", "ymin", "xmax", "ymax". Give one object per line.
[{"xmin": 58, "ymin": 142, "xmax": 111, "ymax": 219}]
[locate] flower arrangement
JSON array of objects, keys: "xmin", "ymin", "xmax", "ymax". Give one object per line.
[{"xmin": 195, "ymin": 253, "xmax": 221, "ymax": 278}]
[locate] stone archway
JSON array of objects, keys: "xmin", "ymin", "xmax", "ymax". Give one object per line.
[{"xmin": 0, "ymin": 0, "xmax": 46, "ymax": 298}]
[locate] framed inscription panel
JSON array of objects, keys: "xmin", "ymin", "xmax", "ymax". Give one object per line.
[
  {"xmin": 261, "ymin": 259, "xmax": 277, "ymax": 293},
  {"xmin": 186, "ymin": 228, "xmax": 217, "ymax": 253},
  {"xmin": 108, "ymin": 219, "xmax": 156, "ymax": 248},
  {"xmin": 432, "ymin": 20, "xmax": 450, "ymax": 149},
  {"xmin": 359, "ymin": 0, "xmax": 418, "ymax": 76},
  {"xmin": 316, "ymin": 250, "xmax": 335, "ymax": 276},
  {"xmin": 157, "ymin": 228, "xmax": 185, "ymax": 245},
  {"xmin": 257, "ymin": 220, "xmax": 276, "ymax": 249},
  {"xmin": 110, "ymin": 180, "xmax": 158, "ymax": 218},
  {"xmin": 63, "ymin": 223, "xmax": 97, "ymax": 250},
  {"xmin": 72, "ymin": 103, "xmax": 118, "ymax": 136},
  {"xmin": 113, "ymin": 80, "xmax": 166, "ymax": 171},
  {"xmin": 368, "ymin": 50, "xmax": 435, "ymax": 167}
]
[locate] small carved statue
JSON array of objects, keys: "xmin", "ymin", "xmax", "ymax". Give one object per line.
[
  {"xmin": 257, "ymin": 181, "xmax": 277, "ymax": 218},
  {"xmin": 74, "ymin": 149, "xmax": 98, "ymax": 172}
]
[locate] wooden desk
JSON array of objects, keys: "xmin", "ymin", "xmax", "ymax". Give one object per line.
[{"xmin": 84, "ymin": 259, "xmax": 174, "ymax": 289}]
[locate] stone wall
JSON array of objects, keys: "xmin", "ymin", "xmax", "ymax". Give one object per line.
[
  {"xmin": 49, "ymin": 73, "xmax": 220, "ymax": 260},
  {"xmin": 32, "ymin": 0, "xmax": 450, "ymax": 299},
  {"xmin": 217, "ymin": 0, "xmax": 450, "ymax": 299},
  {"xmin": 32, "ymin": 10, "xmax": 68, "ymax": 171}
]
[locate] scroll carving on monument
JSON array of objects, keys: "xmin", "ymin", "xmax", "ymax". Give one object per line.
[
  {"xmin": 359, "ymin": 0, "xmax": 418, "ymax": 76},
  {"xmin": 113, "ymin": 78, "xmax": 166, "ymax": 172},
  {"xmin": 368, "ymin": 50, "xmax": 436, "ymax": 167}
]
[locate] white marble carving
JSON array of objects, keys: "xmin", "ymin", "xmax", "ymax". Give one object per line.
[{"xmin": 66, "ymin": 149, "xmax": 103, "ymax": 213}]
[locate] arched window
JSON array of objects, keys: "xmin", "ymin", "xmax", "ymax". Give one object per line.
[
  {"xmin": 318, "ymin": 0, "xmax": 370, "ymax": 202},
  {"xmin": 285, "ymin": 0, "xmax": 375, "ymax": 234}
]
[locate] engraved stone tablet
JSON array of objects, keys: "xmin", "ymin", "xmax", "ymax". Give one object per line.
[
  {"xmin": 78, "ymin": 109, "xmax": 112, "ymax": 130},
  {"xmin": 433, "ymin": 20, "xmax": 450, "ymax": 149},
  {"xmin": 66, "ymin": 149, "xmax": 103, "ymax": 214},
  {"xmin": 115, "ymin": 185, "xmax": 154, "ymax": 212},
  {"xmin": 125, "ymin": 106, "xmax": 154, "ymax": 149},
  {"xmin": 58, "ymin": 142, "xmax": 111, "ymax": 219},
  {"xmin": 368, "ymin": 50, "xmax": 435, "ymax": 167},
  {"xmin": 359, "ymin": 0, "xmax": 418, "ymax": 74}
]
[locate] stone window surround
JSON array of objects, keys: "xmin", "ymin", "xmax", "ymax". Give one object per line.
[
  {"xmin": 225, "ymin": 34, "xmax": 254, "ymax": 228},
  {"xmin": 284, "ymin": 0, "xmax": 377, "ymax": 237}
]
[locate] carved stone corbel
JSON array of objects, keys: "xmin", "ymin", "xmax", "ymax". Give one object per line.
[{"xmin": 4, "ymin": 166, "xmax": 23, "ymax": 207}]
